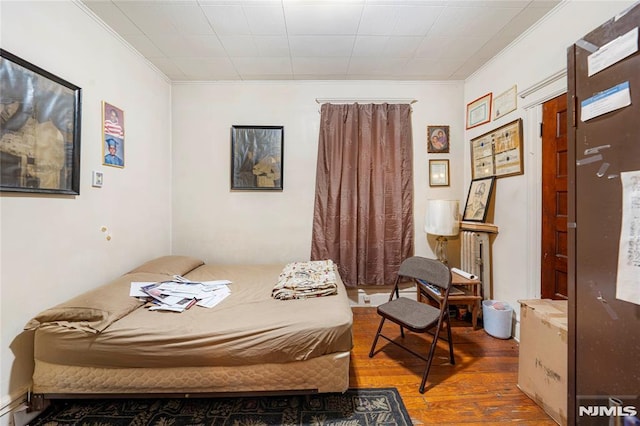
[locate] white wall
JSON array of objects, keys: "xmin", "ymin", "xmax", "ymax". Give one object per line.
[
  {"xmin": 171, "ymin": 81, "xmax": 464, "ymax": 267},
  {"xmin": 464, "ymin": 0, "xmax": 636, "ymax": 334},
  {"xmin": 0, "ymin": 1, "xmax": 172, "ymax": 419}
]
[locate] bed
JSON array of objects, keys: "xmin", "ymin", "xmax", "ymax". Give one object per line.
[{"xmin": 25, "ymin": 255, "xmax": 353, "ymax": 407}]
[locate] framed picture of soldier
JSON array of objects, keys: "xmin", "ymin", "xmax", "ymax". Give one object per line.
[{"xmin": 0, "ymin": 49, "xmax": 82, "ymax": 194}]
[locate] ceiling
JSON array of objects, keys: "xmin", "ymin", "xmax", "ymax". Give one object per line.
[{"xmin": 81, "ymin": 0, "xmax": 561, "ymax": 82}]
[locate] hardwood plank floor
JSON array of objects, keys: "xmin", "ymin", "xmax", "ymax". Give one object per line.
[{"xmin": 350, "ymin": 307, "xmax": 557, "ymax": 425}]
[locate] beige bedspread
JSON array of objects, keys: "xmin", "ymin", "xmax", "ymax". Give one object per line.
[{"xmin": 32, "ymin": 262, "xmax": 353, "ymax": 369}]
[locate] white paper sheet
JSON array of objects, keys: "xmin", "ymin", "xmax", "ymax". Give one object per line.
[
  {"xmin": 581, "ymin": 81, "xmax": 631, "ymax": 122},
  {"xmin": 616, "ymin": 170, "xmax": 640, "ymax": 305},
  {"xmin": 588, "ymin": 27, "xmax": 638, "ymax": 77}
]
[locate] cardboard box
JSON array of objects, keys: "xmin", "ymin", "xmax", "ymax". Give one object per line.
[{"xmin": 517, "ymin": 299, "xmax": 568, "ymax": 426}]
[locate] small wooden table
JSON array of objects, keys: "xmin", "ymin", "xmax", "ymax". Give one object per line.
[{"xmin": 417, "ymin": 271, "xmax": 482, "ymax": 329}]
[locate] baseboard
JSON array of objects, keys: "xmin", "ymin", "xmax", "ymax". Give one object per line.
[{"xmin": 347, "ymin": 284, "xmax": 417, "ymax": 307}]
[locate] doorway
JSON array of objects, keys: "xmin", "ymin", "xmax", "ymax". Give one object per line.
[{"xmin": 540, "ymin": 93, "xmax": 568, "ymax": 299}]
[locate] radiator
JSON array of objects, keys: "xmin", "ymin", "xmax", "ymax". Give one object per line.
[{"xmin": 460, "ymin": 230, "xmax": 492, "ymax": 300}]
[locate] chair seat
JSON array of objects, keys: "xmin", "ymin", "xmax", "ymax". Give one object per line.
[{"xmin": 377, "ymin": 297, "xmax": 440, "ymax": 331}]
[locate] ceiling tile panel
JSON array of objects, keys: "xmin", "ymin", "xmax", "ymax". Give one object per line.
[
  {"xmin": 289, "ymin": 36, "xmax": 356, "ymax": 57},
  {"xmin": 114, "ymin": 1, "xmax": 179, "ymax": 35},
  {"xmin": 292, "ymin": 57, "xmax": 350, "ymax": 75},
  {"xmin": 219, "ymin": 35, "xmax": 259, "ymax": 56},
  {"xmin": 347, "ymin": 57, "xmax": 409, "ymax": 76},
  {"xmin": 163, "ymin": 4, "xmax": 215, "ymax": 35},
  {"xmin": 391, "ymin": 5, "xmax": 442, "ymax": 36},
  {"xmin": 84, "ymin": 1, "xmax": 144, "ymax": 36},
  {"xmin": 284, "ymin": 3, "xmax": 364, "ymax": 35},
  {"xmin": 82, "ymin": 0, "xmax": 560, "ymax": 81},
  {"xmin": 200, "ymin": 5, "xmax": 250, "ymax": 35},
  {"xmin": 253, "ymin": 36, "xmax": 290, "ymax": 57},
  {"xmin": 243, "ymin": 5, "xmax": 286, "ymax": 35},
  {"xmin": 357, "ymin": 5, "xmax": 399, "ymax": 36},
  {"xmin": 149, "ymin": 34, "xmax": 226, "ymax": 57},
  {"xmin": 176, "ymin": 57, "xmax": 239, "ymax": 80},
  {"xmin": 232, "ymin": 57, "xmax": 292, "ymax": 76},
  {"xmin": 352, "ymin": 36, "xmax": 390, "ymax": 57}
]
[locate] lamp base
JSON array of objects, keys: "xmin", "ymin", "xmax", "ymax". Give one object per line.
[{"xmin": 435, "ymin": 236, "xmax": 449, "ymax": 264}]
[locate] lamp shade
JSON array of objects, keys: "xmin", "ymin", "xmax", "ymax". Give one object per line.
[{"xmin": 424, "ymin": 199, "xmax": 460, "ymax": 236}]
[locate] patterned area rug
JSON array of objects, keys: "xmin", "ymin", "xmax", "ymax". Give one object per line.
[{"xmin": 29, "ymin": 388, "xmax": 412, "ymax": 425}]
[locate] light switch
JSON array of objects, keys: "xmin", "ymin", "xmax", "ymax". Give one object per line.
[{"xmin": 92, "ymin": 171, "xmax": 104, "ymax": 187}]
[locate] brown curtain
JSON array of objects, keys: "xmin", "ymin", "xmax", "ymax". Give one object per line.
[{"xmin": 311, "ymin": 103, "xmax": 414, "ymax": 287}]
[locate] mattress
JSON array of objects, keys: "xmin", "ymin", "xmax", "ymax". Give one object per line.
[{"xmin": 28, "ymin": 256, "xmax": 353, "ymax": 396}]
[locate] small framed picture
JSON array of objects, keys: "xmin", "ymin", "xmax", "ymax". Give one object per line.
[
  {"xmin": 231, "ymin": 125, "xmax": 284, "ymax": 191},
  {"xmin": 492, "ymin": 85, "xmax": 517, "ymax": 120},
  {"xmin": 427, "ymin": 125, "xmax": 449, "ymax": 153},
  {"xmin": 429, "ymin": 159, "xmax": 449, "ymax": 187},
  {"xmin": 466, "ymin": 93, "xmax": 492, "ymax": 129},
  {"xmin": 102, "ymin": 101, "xmax": 125, "ymax": 168},
  {"xmin": 463, "ymin": 176, "xmax": 495, "ymax": 222}
]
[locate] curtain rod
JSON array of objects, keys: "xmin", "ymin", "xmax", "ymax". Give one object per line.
[{"xmin": 315, "ymin": 98, "xmax": 417, "ymax": 104}]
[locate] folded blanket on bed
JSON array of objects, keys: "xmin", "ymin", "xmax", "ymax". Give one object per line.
[{"xmin": 272, "ymin": 260, "xmax": 338, "ymax": 300}]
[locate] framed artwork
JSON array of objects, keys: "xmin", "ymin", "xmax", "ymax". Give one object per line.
[
  {"xmin": 470, "ymin": 118, "xmax": 523, "ymax": 179},
  {"xmin": 463, "ymin": 176, "xmax": 495, "ymax": 222},
  {"xmin": 427, "ymin": 125, "xmax": 449, "ymax": 153},
  {"xmin": 0, "ymin": 49, "xmax": 82, "ymax": 195},
  {"xmin": 466, "ymin": 93, "xmax": 492, "ymax": 129},
  {"xmin": 429, "ymin": 159, "xmax": 449, "ymax": 187},
  {"xmin": 102, "ymin": 101, "xmax": 124, "ymax": 168},
  {"xmin": 231, "ymin": 125, "xmax": 283, "ymax": 191},
  {"xmin": 492, "ymin": 85, "xmax": 517, "ymax": 120}
]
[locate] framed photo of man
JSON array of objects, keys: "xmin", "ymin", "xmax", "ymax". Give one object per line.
[{"xmin": 102, "ymin": 101, "xmax": 124, "ymax": 168}]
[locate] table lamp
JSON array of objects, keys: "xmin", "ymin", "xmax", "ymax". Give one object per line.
[{"xmin": 424, "ymin": 199, "xmax": 460, "ymax": 264}]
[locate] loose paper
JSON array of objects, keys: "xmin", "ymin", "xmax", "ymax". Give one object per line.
[
  {"xmin": 588, "ymin": 27, "xmax": 638, "ymax": 77},
  {"xmin": 616, "ymin": 170, "xmax": 640, "ymax": 305},
  {"xmin": 581, "ymin": 81, "xmax": 631, "ymax": 122}
]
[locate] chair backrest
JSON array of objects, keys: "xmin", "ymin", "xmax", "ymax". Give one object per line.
[{"xmin": 398, "ymin": 256, "xmax": 451, "ymax": 290}]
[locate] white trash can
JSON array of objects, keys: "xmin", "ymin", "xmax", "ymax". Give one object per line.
[{"xmin": 482, "ymin": 300, "xmax": 513, "ymax": 339}]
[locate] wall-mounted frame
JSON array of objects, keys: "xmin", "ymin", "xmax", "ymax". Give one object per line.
[
  {"xmin": 429, "ymin": 159, "xmax": 449, "ymax": 187},
  {"xmin": 0, "ymin": 49, "xmax": 82, "ymax": 195},
  {"xmin": 492, "ymin": 85, "xmax": 517, "ymax": 120},
  {"xmin": 231, "ymin": 125, "xmax": 283, "ymax": 191},
  {"xmin": 470, "ymin": 118, "xmax": 523, "ymax": 179},
  {"xmin": 427, "ymin": 125, "xmax": 449, "ymax": 153},
  {"xmin": 102, "ymin": 101, "xmax": 125, "ymax": 168},
  {"xmin": 463, "ymin": 176, "xmax": 495, "ymax": 222},
  {"xmin": 466, "ymin": 92, "xmax": 492, "ymax": 129}
]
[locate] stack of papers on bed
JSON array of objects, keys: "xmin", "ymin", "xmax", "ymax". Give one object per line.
[{"xmin": 130, "ymin": 279, "xmax": 231, "ymax": 312}]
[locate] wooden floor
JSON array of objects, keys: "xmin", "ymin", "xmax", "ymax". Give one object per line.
[{"xmin": 350, "ymin": 307, "xmax": 556, "ymax": 425}]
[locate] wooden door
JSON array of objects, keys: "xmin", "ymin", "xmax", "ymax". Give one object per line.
[
  {"xmin": 567, "ymin": 4, "xmax": 640, "ymax": 423},
  {"xmin": 541, "ymin": 94, "xmax": 568, "ymax": 299}
]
